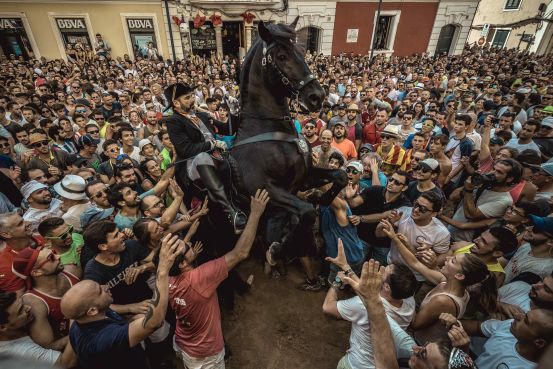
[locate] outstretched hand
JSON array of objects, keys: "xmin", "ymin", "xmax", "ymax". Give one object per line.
[
  {"xmin": 157, "ymin": 234, "xmax": 184, "ymax": 274},
  {"xmin": 250, "ymin": 189, "xmax": 270, "ymax": 217},
  {"xmin": 325, "ymin": 238, "xmax": 349, "ymax": 270},
  {"xmin": 342, "ymin": 259, "xmax": 384, "ymax": 303}
]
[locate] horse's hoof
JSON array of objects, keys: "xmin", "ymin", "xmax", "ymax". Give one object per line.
[{"xmin": 266, "ymin": 249, "xmax": 278, "ymax": 267}]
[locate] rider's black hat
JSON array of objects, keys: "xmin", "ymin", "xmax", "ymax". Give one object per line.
[{"xmin": 164, "ymin": 83, "xmax": 196, "ymax": 107}]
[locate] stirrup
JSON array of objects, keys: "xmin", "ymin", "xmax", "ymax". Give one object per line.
[{"xmin": 230, "ymin": 211, "xmax": 247, "ymax": 235}]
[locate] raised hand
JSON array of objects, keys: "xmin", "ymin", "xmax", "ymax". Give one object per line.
[
  {"xmin": 342, "ymin": 259, "xmax": 384, "ymax": 302},
  {"xmin": 184, "ymin": 219, "xmax": 200, "ymax": 243},
  {"xmin": 250, "ymin": 189, "xmax": 270, "ymax": 217},
  {"xmin": 325, "ymin": 238, "xmax": 349, "ymax": 270},
  {"xmin": 157, "ymin": 234, "xmax": 183, "ymax": 273}
]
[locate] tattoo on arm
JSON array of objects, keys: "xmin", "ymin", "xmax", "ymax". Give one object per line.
[{"xmin": 142, "ymin": 283, "xmax": 161, "ymax": 328}]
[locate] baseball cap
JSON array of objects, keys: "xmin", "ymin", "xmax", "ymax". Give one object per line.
[
  {"xmin": 12, "ymin": 246, "xmax": 43, "ymax": 288},
  {"xmin": 20, "ymin": 180, "xmax": 48, "ymax": 200},
  {"xmin": 77, "ymin": 134, "xmax": 100, "ymax": 148},
  {"xmin": 139, "ymin": 139, "xmax": 153, "ymax": 152},
  {"xmin": 66, "ymin": 154, "xmax": 88, "ymax": 168},
  {"xmin": 337, "ymin": 103, "xmax": 347, "ymax": 110},
  {"xmin": 80, "ymin": 207, "xmax": 115, "ymax": 228},
  {"xmin": 528, "ymin": 215, "xmax": 553, "ymax": 236},
  {"xmin": 333, "ymin": 120, "xmax": 347, "ymax": 128},
  {"xmin": 359, "ymin": 143, "xmax": 375, "ymax": 153},
  {"xmin": 346, "ymin": 161, "xmax": 363, "ymax": 172},
  {"xmin": 419, "ymin": 158, "xmax": 440, "ymax": 173},
  {"xmin": 541, "ymin": 117, "xmax": 553, "ymax": 129},
  {"xmin": 537, "ymin": 162, "xmax": 553, "ymax": 176},
  {"xmin": 489, "ymin": 136, "xmax": 505, "ymax": 146},
  {"xmin": 542, "ymin": 106, "xmax": 553, "ymax": 115}
]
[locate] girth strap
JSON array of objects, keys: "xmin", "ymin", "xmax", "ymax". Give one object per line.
[{"xmin": 233, "ymin": 131, "xmax": 298, "ymax": 148}]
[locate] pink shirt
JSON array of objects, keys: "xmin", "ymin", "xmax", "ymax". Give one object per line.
[{"xmin": 169, "ymin": 257, "xmax": 228, "ymax": 357}]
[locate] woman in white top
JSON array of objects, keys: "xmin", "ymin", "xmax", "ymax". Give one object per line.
[{"xmin": 380, "ymin": 219, "xmax": 497, "ymax": 343}]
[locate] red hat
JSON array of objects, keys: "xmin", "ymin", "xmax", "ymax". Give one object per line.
[{"xmin": 12, "ymin": 246, "xmax": 43, "ymax": 288}]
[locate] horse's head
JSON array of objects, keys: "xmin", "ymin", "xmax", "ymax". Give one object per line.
[{"xmin": 256, "ymin": 19, "xmax": 325, "ymax": 112}]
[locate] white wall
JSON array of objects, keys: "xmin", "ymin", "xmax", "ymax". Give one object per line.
[{"xmin": 427, "ymin": 0, "xmax": 479, "ymax": 55}]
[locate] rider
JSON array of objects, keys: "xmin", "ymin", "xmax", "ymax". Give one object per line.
[{"xmin": 164, "ymin": 83, "xmax": 247, "ymax": 234}]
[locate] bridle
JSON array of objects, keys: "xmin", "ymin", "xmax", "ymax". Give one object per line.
[{"xmin": 261, "ymin": 41, "xmax": 316, "ymax": 100}]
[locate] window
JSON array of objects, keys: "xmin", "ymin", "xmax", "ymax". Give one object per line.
[
  {"xmin": 504, "ymin": 0, "xmax": 521, "ymax": 10},
  {"xmin": 370, "ymin": 11, "xmax": 401, "ymax": 52},
  {"xmin": 492, "ymin": 29, "xmax": 510, "ymax": 48}
]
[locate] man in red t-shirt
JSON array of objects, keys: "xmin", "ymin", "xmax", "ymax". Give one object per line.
[
  {"xmin": 168, "ymin": 190, "xmax": 269, "ymax": 368},
  {"xmin": 0, "ymin": 212, "xmax": 44, "ymax": 294},
  {"xmin": 362, "ymin": 108, "xmax": 388, "ymax": 145}
]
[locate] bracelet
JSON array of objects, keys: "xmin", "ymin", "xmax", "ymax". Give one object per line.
[{"xmin": 343, "ymin": 268, "xmax": 354, "ymax": 276}]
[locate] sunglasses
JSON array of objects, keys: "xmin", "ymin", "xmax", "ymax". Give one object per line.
[
  {"xmin": 304, "ymin": 126, "xmax": 316, "ymax": 130},
  {"xmin": 93, "ymin": 188, "xmax": 108, "ymax": 199},
  {"xmin": 346, "ymin": 167, "xmax": 361, "ymax": 175},
  {"xmin": 389, "ymin": 178, "xmax": 405, "ymax": 186},
  {"xmin": 45, "ymin": 224, "xmax": 73, "ymax": 240},
  {"xmin": 0, "ymin": 142, "xmax": 10, "ymax": 148},
  {"xmin": 72, "ymin": 85, "xmax": 81, "ymax": 89},
  {"xmin": 76, "ymin": 109, "xmax": 87, "ymax": 114},
  {"xmin": 381, "ymin": 134, "xmax": 395, "ymax": 140},
  {"xmin": 413, "ymin": 201, "xmax": 431, "ymax": 213},
  {"xmin": 32, "ymin": 140, "xmax": 49, "ymax": 148},
  {"xmin": 34, "ymin": 250, "xmax": 58, "ymax": 270},
  {"xmin": 506, "ymin": 206, "xmax": 525, "ymax": 217},
  {"xmin": 415, "ymin": 165, "xmax": 432, "ymax": 174},
  {"xmin": 95, "ymin": 117, "xmax": 105, "ymax": 121}
]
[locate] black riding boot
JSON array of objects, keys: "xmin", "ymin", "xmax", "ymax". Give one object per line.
[{"xmin": 196, "ymin": 164, "xmax": 247, "ymax": 234}]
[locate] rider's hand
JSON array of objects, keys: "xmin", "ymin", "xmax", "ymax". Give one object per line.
[{"xmin": 214, "ymin": 140, "xmax": 228, "ymax": 151}]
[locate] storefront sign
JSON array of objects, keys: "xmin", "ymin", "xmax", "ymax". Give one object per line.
[
  {"xmin": 0, "ymin": 18, "xmax": 24, "ymax": 29},
  {"xmin": 56, "ymin": 18, "xmax": 87, "ymax": 31},
  {"xmin": 127, "ymin": 18, "xmax": 154, "ymax": 30},
  {"xmin": 190, "ymin": 27, "xmax": 216, "ymax": 50}
]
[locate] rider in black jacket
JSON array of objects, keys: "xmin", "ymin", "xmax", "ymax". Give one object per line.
[{"xmin": 164, "ymin": 83, "xmax": 246, "ymax": 233}]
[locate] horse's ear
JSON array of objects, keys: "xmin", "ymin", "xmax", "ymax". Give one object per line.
[
  {"xmin": 258, "ymin": 21, "xmax": 273, "ymax": 44},
  {"xmin": 290, "ymin": 16, "xmax": 300, "ymax": 30}
]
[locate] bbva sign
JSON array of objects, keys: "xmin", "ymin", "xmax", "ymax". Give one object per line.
[
  {"xmin": 57, "ymin": 18, "xmax": 87, "ymax": 29},
  {"xmin": 127, "ymin": 19, "xmax": 154, "ymax": 29}
]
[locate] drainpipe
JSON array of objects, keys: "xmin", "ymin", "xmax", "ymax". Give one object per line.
[{"xmin": 164, "ymin": 0, "xmax": 177, "ymax": 60}]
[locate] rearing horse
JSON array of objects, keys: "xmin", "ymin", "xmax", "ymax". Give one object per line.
[{"xmin": 231, "ymin": 20, "xmax": 347, "ymax": 259}]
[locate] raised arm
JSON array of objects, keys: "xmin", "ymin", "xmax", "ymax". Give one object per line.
[
  {"xmin": 380, "ymin": 220, "xmax": 445, "ymax": 285},
  {"xmin": 224, "ymin": 189, "xmax": 269, "ymax": 270},
  {"xmin": 128, "ymin": 234, "xmax": 182, "ymax": 347}
]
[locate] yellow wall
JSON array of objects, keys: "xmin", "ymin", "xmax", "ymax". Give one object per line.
[{"xmin": 1, "ymin": 1, "xmax": 169, "ymax": 59}]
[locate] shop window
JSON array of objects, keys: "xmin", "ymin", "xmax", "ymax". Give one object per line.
[
  {"xmin": 492, "ymin": 29, "xmax": 510, "ymax": 48},
  {"xmin": 371, "ymin": 12, "xmax": 400, "ymax": 51},
  {"xmin": 504, "ymin": 0, "xmax": 522, "ymax": 10},
  {"xmin": 297, "ymin": 26, "xmax": 321, "ymax": 54}
]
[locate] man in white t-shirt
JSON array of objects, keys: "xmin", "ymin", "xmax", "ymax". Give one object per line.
[
  {"xmin": 503, "ymin": 215, "xmax": 553, "ymax": 285},
  {"xmin": 499, "ymin": 272, "xmax": 553, "ymax": 313},
  {"xmin": 323, "ymin": 262, "xmax": 417, "ymax": 369},
  {"xmin": 448, "ymin": 159, "xmax": 522, "ymax": 242},
  {"xmin": 0, "ymin": 291, "xmax": 75, "ymax": 367},
  {"xmin": 469, "ymin": 309, "xmax": 553, "ymax": 369},
  {"xmin": 376, "ymin": 192, "xmax": 450, "ymax": 281}
]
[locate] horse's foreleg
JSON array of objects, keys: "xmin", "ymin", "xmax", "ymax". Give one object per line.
[
  {"xmin": 305, "ymin": 167, "xmax": 348, "ymax": 206},
  {"xmin": 264, "ymin": 185, "xmax": 316, "ymax": 263}
]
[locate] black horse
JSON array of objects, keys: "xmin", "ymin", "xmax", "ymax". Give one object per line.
[{"xmin": 229, "ymin": 19, "xmax": 347, "ymax": 260}]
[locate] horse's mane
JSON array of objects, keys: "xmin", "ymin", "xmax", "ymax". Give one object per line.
[{"xmin": 240, "ymin": 22, "xmax": 297, "ymax": 98}]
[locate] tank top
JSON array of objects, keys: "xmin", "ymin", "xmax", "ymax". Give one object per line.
[
  {"xmin": 509, "ymin": 179, "xmax": 526, "ymax": 203},
  {"xmin": 414, "ymin": 282, "xmax": 469, "ymax": 343},
  {"xmin": 24, "ymin": 271, "xmax": 80, "ymax": 338},
  {"xmin": 320, "ymin": 205, "xmax": 364, "ymax": 264}
]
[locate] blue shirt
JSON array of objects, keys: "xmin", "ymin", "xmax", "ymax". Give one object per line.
[
  {"xmin": 69, "ymin": 309, "xmax": 148, "ymax": 369},
  {"xmin": 320, "ymin": 205, "xmax": 364, "ymax": 264},
  {"xmin": 360, "ymin": 172, "xmax": 388, "ymax": 188}
]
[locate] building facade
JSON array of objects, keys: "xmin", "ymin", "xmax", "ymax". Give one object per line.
[
  {"xmin": 0, "ymin": 0, "xmax": 170, "ymax": 60},
  {"xmin": 0, "ymin": 0, "xmax": 481, "ymax": 60},
  {"xmin": 467, "ymin": 0, "xmax": 552, "ymax": 54}
]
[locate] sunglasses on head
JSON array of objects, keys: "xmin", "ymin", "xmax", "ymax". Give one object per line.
[
  {"xmin": 413, "ymin": 201, "xmax": 431, "ymax": 213},
  {"xmin": 32, "ymin": 140, "xmax": 49, "ymax": 148},
  {"xmin": 346, "ymin": 167, "xmax": 361, "ymax": 175},
  {"xmin": 34, "ymin": 249, "xmax": 58, "ymax": 270}
]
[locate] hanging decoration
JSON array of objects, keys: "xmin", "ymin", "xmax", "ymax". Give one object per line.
[
  {"xmin": 193, "ymin": 13, "xmax": 206, "ymax": 29},
  {"xmin": 210, "ymin": 14, "xmax": 223, "ymax": 27},
  {"xmin": 172, "ymin": 15, "xmax": 183, "ymax": 26},
  {"xmin": 241, "ymin": 11, "xmax": 256, "ymax": 24}
]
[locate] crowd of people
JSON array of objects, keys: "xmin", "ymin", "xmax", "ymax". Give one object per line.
[{"xmin": 0, "ymin": 32, "xmax": 553, "ymax": 369}]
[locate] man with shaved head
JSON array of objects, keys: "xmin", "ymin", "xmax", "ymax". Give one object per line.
[{"xmin": 61, "ymin": 233, "xmax": 182, "ymax": 369}]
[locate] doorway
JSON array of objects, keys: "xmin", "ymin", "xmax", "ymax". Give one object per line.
[
  {"xmin": 222, "ymin": 21, "xmax": 243, "ymax": 58},
  {"xmin": 435, "ymin": 24, "xmax": 457, "ymax": 55},
  {"xmin": 297, "ymin": 26, "xmax": 321, "ymax": 54}
]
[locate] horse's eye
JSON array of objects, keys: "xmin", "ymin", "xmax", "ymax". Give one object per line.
[{"xmin": 277, "ymin": 54, "xmax": 287, "ymax": 62}]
